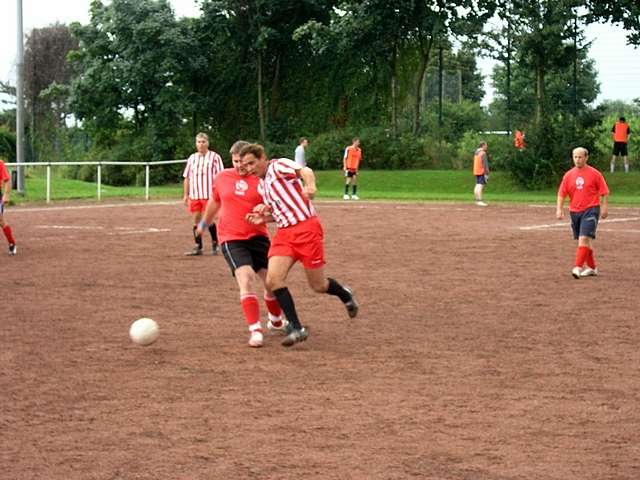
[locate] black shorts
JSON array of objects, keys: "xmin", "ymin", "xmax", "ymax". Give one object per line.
[
  {"xmin": 613, "ymin": 142, "xmax": 628, "ymax": 156},
  {"xmin": 570, "ymin": 206, "xmax": 600, "ymax": 240},
  {"xmin": 221, "ymin": 236, "xmax": 270, "ymax": 276},
  {"xmin": 345, "ymin": 170, "xmax": 358, "ymax": 178}
]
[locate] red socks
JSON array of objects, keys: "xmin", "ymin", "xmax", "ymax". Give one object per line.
[
  {"xmin": 263, "ymin": 294, "xmax": 282, "ymax": 317},
  {"xmin": 240, "ymin": 294, "xmax": 260, "ymax": 327},
  {"xmin": 575, "ymin": 246, "xmax": 596, "ymax": 268},
  {"xmin": 2, "ymin": 225, "xmax": 15, "ymax": 245}
]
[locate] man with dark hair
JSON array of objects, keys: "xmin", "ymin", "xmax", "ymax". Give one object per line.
[{"xmin": 241, "ymin": 143, "xmax": 359, "ymax": 347}]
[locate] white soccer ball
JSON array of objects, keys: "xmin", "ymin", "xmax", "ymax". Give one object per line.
[{"xmin": 129, "ymin": 318, "xmax": 159, "ymax": 346}]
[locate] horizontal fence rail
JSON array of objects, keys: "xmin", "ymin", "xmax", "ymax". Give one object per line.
[{"xmin": 4, "ymin": 160, "xmax": 187, "ymax": 203}]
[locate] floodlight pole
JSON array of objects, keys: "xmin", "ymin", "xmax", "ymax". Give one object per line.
[{"xmin": 16, "ymin": 0, "xmax": 26, "ymax": 194}]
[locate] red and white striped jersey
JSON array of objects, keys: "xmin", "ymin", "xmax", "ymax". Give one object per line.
[
  {"xmin": 183, "ymin": 150, "xmax": 224, "ymax": 200},
  {"xmin": 260, "ymin": 158, "xmax": 317, "ymax": 228}
]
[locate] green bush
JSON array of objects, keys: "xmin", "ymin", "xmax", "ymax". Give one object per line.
[{"xmin": 0, "ymin": 128, "xmax": 16, "ymax": 161}]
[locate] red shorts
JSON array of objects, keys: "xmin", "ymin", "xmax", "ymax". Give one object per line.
[
  {"xmin": 269, "ymin": 217, "xmax": 325, "ymax": 269},
  {"xmin": 188, "ymin": 199, "xmax": 208, "ymax": 213}
]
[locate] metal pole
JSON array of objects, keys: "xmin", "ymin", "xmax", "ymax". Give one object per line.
[
  {"xmin": 145, "ymin": 164, "xmax": 150, "ymax": 200},
  {"xmin": 16, "ymin": 0, "xmax": 26, "ymax": 194},
  {"xmin": 97, "ymin": 164, "xmax": 102, "ymax": 201},
  {"xmin": 46, "ymin": 164, "xmax": 51, "ymax": 203},
  {"xmin": 573, "ymin": 10, "xmax": 578, "ymax": 118}
]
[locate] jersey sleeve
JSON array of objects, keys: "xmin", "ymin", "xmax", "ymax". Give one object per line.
[
  {"xmin": 182, "ymin": 155, "xmax": 193, "ymax": 178},
  {"xmin": 273, "ymin": 158, "xmax": 301, "ymax": 180},
  {"xmin": 0, "ymin": 162, "xmax": 9, "ymax": 183},
  {"xmin": 214, "ymin": 153, "xmax": 224, "ymax": 175},
  {"xmin": 558, "ymin": 173, "xmax": 569, "ymax": 197}
]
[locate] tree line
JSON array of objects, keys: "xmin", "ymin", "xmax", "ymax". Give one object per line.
[{"xmin": 0, "ymin": 0, "xmax": 638, "ymax": 188}]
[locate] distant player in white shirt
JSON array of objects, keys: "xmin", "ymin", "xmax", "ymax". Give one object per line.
[
  {"xmin": 182, "ymin": 132, "xmax": 224, "ymax": 256},
  {"xmin": 294, "ymin": 137, "xmax": 308, "ymax": 167}
]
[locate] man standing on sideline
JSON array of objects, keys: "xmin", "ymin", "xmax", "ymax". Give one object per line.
[
  {"xmin": 241, "ymin": 144, "xmax": 359, "ymax": 347},
  {"xmin": 197, "ymin": 141, "xmax": 286, "ymax": 348},
  {"xmin": 183, "ymin": 132, "xmax": 224, "ymax": 256},
  {"xmin": 343, "ymin": 137, "xmax": 362, "ymax": 200},
  {"xmin": 0, "ymin": 158, "xmax": 17, "ymax": 255},
  {"xmin": 514, "ymin": 129, "xmax": 525, "ymax": 150},
  {"xmin": 611, "ymin": 116, "xmax": 631, "ymax": 173},
  {"xmin": 556, "ymin": 147, "xmax": 609, "ymax": 278},
  {"xmin": 473, "ymin": 141, "xmax": 489, "ymax": 207},
  {"xmin": 294, "ymin": 137, "xmax": 308, "ymax": 167}
]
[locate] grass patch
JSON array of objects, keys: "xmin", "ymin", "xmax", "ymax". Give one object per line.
[{"xmin": 8, "ymin": 168, "xmax": 640, "ymax": 205}]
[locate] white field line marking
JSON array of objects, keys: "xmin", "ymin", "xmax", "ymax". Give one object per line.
[
  {"xmin": 519, "ymin": 216, "xmax": 640, "ymax": 231},
  {"xmin": 35, "ymin": 225, "xmax": 105, "ymax": 230},
  {"xmin": 599, "ymin": 229, "xmax": 640, "ymax": 234},
  {"xmin": 11, "ymin": 200, "xmax": 180, "ymax": 214},
  {"xmin": 107, "ymin": 228, "xmax": 170, "ymax": 235}
]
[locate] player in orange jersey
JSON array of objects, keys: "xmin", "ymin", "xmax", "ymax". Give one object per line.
[
  {"xmin": 343, "ymin": 137, "xmax": 362, "ymax": 200},
  {"xmin": 514, "ymin": 129, "xmax": 525, "ymax": 150},
  {"xmin": 196, "ymin": 141, "xmax": 286, "ymax": 348},
  {"xmin": 472, "ymin": 141, "xmax": 489, "ymax": 207},
  {"xmin": 0, "ymin": 158, "xmax": 17, "ymax": 255},
  {"xmin": 610, "ymin": 116, "xmax": 631, "ymax": 173},
  {"xmin": 556, "ymin": 147, "xmax": 609, "ymax": 278}
]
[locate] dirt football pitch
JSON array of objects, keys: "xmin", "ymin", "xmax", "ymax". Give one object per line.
[{"xmin": 2, "ymin": 199, "xmax": 640, "ymax": 480}]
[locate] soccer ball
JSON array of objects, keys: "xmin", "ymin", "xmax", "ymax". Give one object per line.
[{"xmin": 129, "ymin": 318, "xmax": 159, "ymax": 346}]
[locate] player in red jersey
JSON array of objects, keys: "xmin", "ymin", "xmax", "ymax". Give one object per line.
[
  {"xmin": 556, "ymin": 147, "xmax": 609, "ymax": 278},
  {"xmin": 196, "ymin": 141, "xmax": 286, "ymax": 348},
  {"xmin": 0, "ymin": 158, "xmax": 17, "ymax": 255},
  {"xmin": 183, "ymin": 132, "xmax": 224, "ymax": 256},
  {"xmin": 241, "ymin": 143, "xmax": 359, "ymax": 347}
]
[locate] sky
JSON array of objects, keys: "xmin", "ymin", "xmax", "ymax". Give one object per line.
[{"xmin": 1, "ymin": 0, "xmax": 639, "ymax": 109}]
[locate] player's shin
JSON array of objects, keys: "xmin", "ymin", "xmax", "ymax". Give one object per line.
[{"xmin": 272, "ymin": 287, "xmax": 302, "ymax": 330}]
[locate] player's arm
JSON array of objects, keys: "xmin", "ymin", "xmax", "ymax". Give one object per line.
[
  {"xmin": 600, "ymin": 194, "xmax": 609, "ymax": 219},
  {"xmin": 196, "ymin": 198, "xmax": 221, "ymax": 235},
  {"xmin": 482, "ymin": 152, "xmax": 489, "ymax": 177},
  {"xmin": 245, "ymin": 203, "xmax": 274, "ymax": 225},
  {"xmin": 182, "ymin": 177, "xmax": 190, "ymax": 205},
  {"xmin": 2, "ymin": 177, "xmax": 10, "ymax": 204},
  {"xmin": 556, "ymin": 193, "xmax": 566, "ymax": 219},
  {"xmin": 298, "ymin": 166, "xmax": 317, "ymax": 198}
]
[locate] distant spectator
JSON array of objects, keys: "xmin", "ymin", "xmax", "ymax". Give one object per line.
[
  {"xmin": 611, "ymin": 116, "xmax": 631, "ymax": 173},
  {"xmin": 294, "ymin": 137, "xmax": 309, "ymax": 167},
  {"xmin": 514, "ymin": 129, "xmax": 525, "ymax": 150},
  {"xmin": 343, "ymin": 137, "xmax": 362, "ymax": 200},
  {"xmin": 472, "ymin": 141, "xmax": 489, "ymax": 207}
]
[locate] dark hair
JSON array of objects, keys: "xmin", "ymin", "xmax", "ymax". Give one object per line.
[
  {"xmin": 230, "ymin": 140, "xmax": 250, "ymax": 155},
  {"xmin": 239, "ymin": 143, "xmax": 265, "ymax": 159},
  {"xmin": 620, "ymin": 116, "xmax": 626, "ymax": 122}
]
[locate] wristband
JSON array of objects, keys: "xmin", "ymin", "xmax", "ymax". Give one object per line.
[{"xmin": 198, "ymin": 220, "xmax": 208, "ymax": 230}]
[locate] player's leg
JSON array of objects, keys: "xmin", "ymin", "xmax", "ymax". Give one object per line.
[
  {"xmin": 623, "ymin": 155, "xmax": 629, "ymax": 173},
  {"xmin": 186, "ymin": 207, "xmax": 203, "ymax": 255},
  {"xmin": 234, "ymin": 265, "xmax": 264, "ymax": 347},
  {"xmin": 208, "ymin": 223, "xmax": 218, "ymax": 255},
  {"xmin": 0, "ymin": 211, "xmax": 16, "ymax": 255},
  {"xmin": 610, "ymin": 154, "xmax": 616, "ymax": 173},
  {"xmin": 578, "ymin": 207, "xmax": 600, "ymax": 277},
  {"xmin": 351, "ymin": 173, "xmax": 359, "ymax": 199},
  {"xmin": 343, "ymin": 173, "xmax": 351, "ymax": 200},
  {"xmin": 257, "ymin": 268, "xmax": 287, "ymax": 332},
  {"xmin": 304, "ymin": 266, "xmax": 359, "ymax": 319},
  {"xmin": 266, "ymin": 255, "xmax": 308, "ymax": 346}
]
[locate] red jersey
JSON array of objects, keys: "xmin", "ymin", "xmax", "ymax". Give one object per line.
[
  {"xmin": 212, "ymin": 168, "xmax": 269, "ymax": 244},
  {"xmin": 0, "ymin": 160, "xmax": 10, "ymax": 184},
  {"xmin": 261, "ymin": 158, "xmax": 317, "ymax": 228},
  {"xmin": 558, "ymin": 165, "xmax": 609, "ymax": 212},
  {"xmin": 183, "ymin": 150, "xmax": 224, "ymax": 200}
]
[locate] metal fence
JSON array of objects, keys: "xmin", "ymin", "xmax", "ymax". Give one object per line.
[{"xmin": 4, "ymin": 160, "xmax": 187, "ymax": 203}]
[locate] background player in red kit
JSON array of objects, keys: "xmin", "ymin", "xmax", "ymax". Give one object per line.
[
  {"xmin": 241, "ymin": 143, "xmax": 358, "ymax": 347},
  {"xmin": 183, "ymin": 132, "xmax": 224, "ymax": 256},
  {"xmin": 197, "ymin": 141, "xmax": 286, "ymax": 348},
  {"xmin": 0, "ymin": 158, "xmax": 17, "ymax": 255},
  {"xmin": 556, "ymin": 147, "xmax": 609, "ymax": 278}
]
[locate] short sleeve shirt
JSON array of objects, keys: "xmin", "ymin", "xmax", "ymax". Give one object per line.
[
  {"xmin": 212, "ymin": 168, "xmax": 269, "ymax": 244},
  {"xmin": 182, "ymin": 150, "xmax": 224, "ymax": 200},
  {"xmin": 294, "ymin": 145, "xmax": 306, "ymax": 167},
  {"xmin": 0, "ymin": 161, "xmax": 9, "ymax": 194},
  {"xmin": 558, "ymin": 165, "xmax": 609, "ymax": 212}
]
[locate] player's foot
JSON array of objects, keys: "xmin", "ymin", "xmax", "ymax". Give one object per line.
[
  {"xmin": 267, "ymin": 313, "xmax": 289, "ymax": 334},
  {"xmin": 185, "ymin": 246, "xmax": 203, "ymax": 256},
  {"xmin": 476, "ymin": 201, "xmax": 488, "ymax": 207},
  {"xmin": 282, "ymin": 326, "xmax": 309, "ymax": 347},
  {"xmin": 212, "ymin": 244, "xmax": 219, "ymax": 256},
  {"xmin": 8, "ymin": 244, "xmax": 16, "ymax": 255},
  {"xmin": 580, "ymin": 267, "xmax": 598, "ymax": 277},
  {"xmin": 248, "ymin": 330, "xmax": 264, "ymax": 348},
  {"xmin": 571, "ymin": 266, "xmax": 582, "ymax": 279},
  {"xmin": 343, "ymin": 194, "xmax": 350, "ymax": 200},
  {"xmin": 343, "ymin": 286, "xmax": 359, "ymax": 319},
  {"xmin": 351, "ymin": 194, "xmax": 360, "ymax": 200}
]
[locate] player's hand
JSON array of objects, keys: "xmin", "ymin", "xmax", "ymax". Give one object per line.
[
  {"xmin": 556, "ymin": 209, "xmax": 564, "ymax": 220},
  {"xmin": 1, "ymin": 194, "xmax": 8, "ymax": 205},
  {"xmin": 245, "ymin": 213, "xmax": 266, "ymax": 225},
  {"xmin": 252, "ymin": 203, "xmax": 271, "ymax": 215},
  {"xmin": 484, "ymin": 174, "xmax": 489, "ymax": 183},
  {"xmin": 183, "ymin": 195, "xmax": 189, "ymax": 206},
  {"xmin": 600, "ymin": 209, "xmax": 609, "ymax": 220},
  {"xmin": 304, "ymin": 185, "xmax": 316, "ymax": 199}
]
